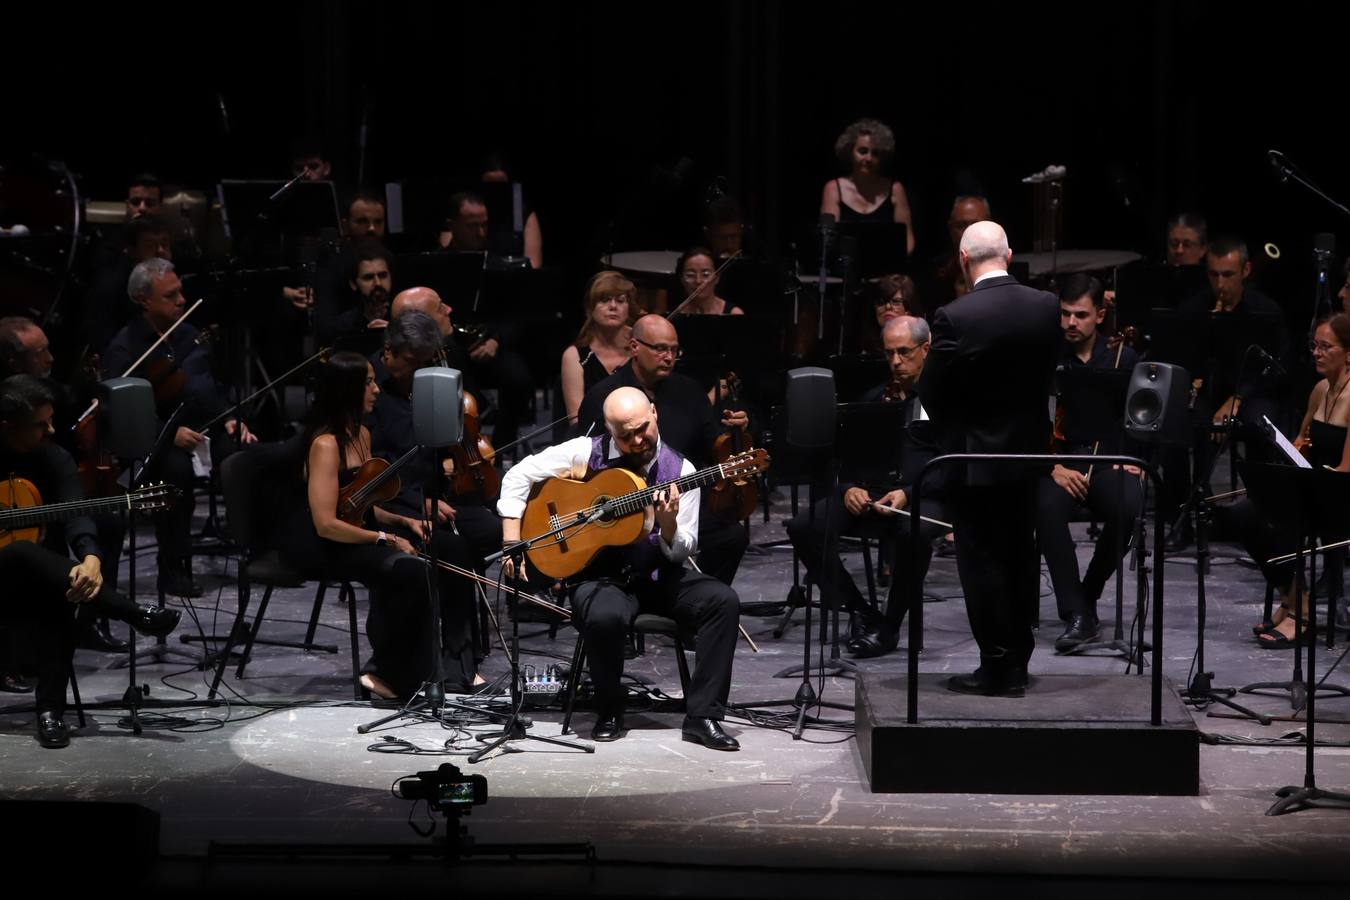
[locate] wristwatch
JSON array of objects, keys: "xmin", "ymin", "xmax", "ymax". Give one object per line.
[{"xmin": 376, "ymin": 531, "xmax": 388, "ymax": 546}]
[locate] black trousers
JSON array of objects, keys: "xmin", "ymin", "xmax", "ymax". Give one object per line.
[
  {"xmin": 570, "ymin": 569, "xmax": 739, "ymax": 719},
  {"xmin": 142, "ymin": 445, "xmax": 196, "ymax": 564},
  {"xmin": 446, "ymin": 501, "xmax": 503, "ymax": 570},
  {"xmin": 785, "ymin": 491, "xmax": 937, "ymax": 627},
  {"xmin": 283, "ymin": 527, "xmax": 477, "ymax": 697},
  {"xmin": 1036, "ymin": 466, "xmax": 1144, "ymax": 620},
  {"xmin": 696, "ymin": 509, "xmax": 749, "ymax": 587},
  {"xmin": 0, "ymin": 542, "xmax": 141, "ymax": 715},
  {"xmin": 951, "ymin": 479, "xmax": 1040, "ymax": 673}
]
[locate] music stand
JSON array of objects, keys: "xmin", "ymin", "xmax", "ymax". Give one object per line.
[
  {"xmin": 824, "ymin": 354, "xmax": 889, "ymax": 407},
  {"xmin": 1114, "ymin": 264, "xmax": 1208, "ymax": 332},
  {"xmin": 217, "ymin": 179, "xmax": 341, "ymax": 265},
  {"xmin": 1235, "ymin": 464, "xmax": 1350, "ymax": 814},
  {"xmin": 671, "ymin": 314, "xmax": 787, "ymax": 412},
  {"xmin": 836, "ymin": 222, "xmax": 909, "ymax": 279}
]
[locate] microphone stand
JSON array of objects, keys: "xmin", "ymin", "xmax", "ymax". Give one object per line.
[
  {"xmin": 816, "ymin": 216, "xmax": 835, "ymax": 342},
  {"xmin": 466, "ymin": 519, "xmax": 607, "ymax": 762}
]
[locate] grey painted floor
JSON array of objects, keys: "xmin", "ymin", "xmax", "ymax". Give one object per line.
[{"xmin": 4, "ymin": 458, "xmax": 1350, "ymax": 893}]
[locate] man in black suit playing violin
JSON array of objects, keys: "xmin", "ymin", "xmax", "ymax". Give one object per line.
[
  {"xmin": 499, "ymin": 386, "xmax": 742, "ymax": 750},
  {"xmin": 102, "ymin": 258, "xmax": 256, "ymax": 597},
  {"xmin": 0, "ymin": 375, "xmax": 180, "ymax": 747},
  {"xmin": 919, "ymin": 221, "xmax": 1061, "ymax": 697}
]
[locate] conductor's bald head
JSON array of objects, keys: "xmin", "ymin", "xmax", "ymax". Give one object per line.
[
  {"xmin": 603, "ymin": 385, "xmax": 660, "ymax": 466},
  {"xmin": 958, "ymin": 220, "xmax": 1012, "ymax": 283}
]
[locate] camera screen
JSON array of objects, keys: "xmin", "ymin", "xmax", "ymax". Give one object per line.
[{"xmin": 437, "ymin": 781, "xmax": 477, "ymax": 805}]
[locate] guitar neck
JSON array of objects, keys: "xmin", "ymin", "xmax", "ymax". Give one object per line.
[
  {"xmin": 0, "ymin": 494, "xmax": 134, "ymax": 531},
  {"xmin": 604, "ymin": 462, "xmax": 731, "ymax": 519}
]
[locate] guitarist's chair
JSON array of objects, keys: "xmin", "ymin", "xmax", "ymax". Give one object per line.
[
  {"xmin": 560, "ymin": 613, "xmax": 694, "ymax": 736},
  {"xmin": 203, "ymin": 438, "xmax": 363, "ymax": 700}
]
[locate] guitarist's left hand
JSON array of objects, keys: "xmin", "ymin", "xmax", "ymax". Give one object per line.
[
  {"xmin": 67, "ymin": 555, "xmax": 103, "ymax": 603},
  {"xmin": 654, "ymin": 483, "xmax": 681, "ymax": 544}
]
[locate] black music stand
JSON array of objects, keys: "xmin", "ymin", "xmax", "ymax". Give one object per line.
[
  {"xmin": 824, "ymin": 354, "xmax": 889, "ymax": 408},
  {"xmin": 217, "ymin": 179, "xmax": 341, "ymax": 265},
  {"xmin": 1238, "ymin": 462, "xmax": 1350, "ymax": 711},
  {"xmin": 1113, "ymin": 264, "xmax": 1208, "ymax": 332},
  {"xmin": 1234, "ymin": 465, "xmax": 1350, "ymax": 815},
  {"xmin": 671, "ymin": 314, "xmax": 786, "ymax": 412},
  {"xmin": 836, "ymin": 222, "xmax": 909, "ymax": 279},
  {"xmin": 1051, "ymin": 366, "xmax": 1150, "ymax": 665}
]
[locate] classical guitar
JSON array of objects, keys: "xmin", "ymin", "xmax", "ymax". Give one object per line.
[
  {"xmin": 0, "ymin": 479, "xmax": 178, "ymax": 548},
  {"xmin": 520, "ymin": 448, "xmax": 770, "ymax": 579}
]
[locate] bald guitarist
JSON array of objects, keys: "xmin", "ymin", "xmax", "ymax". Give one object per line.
[{"xmin": 497, "ymin": 386, "xmax": 741, "ymax": 750}]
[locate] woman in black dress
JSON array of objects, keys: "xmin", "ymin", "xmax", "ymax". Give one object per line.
[
  {"xmin": 819, "ymin": 118, "xmax": 916, "ymax": 256},
  {"xmin": 282, "ymin": 351, "xmax": 477, "ymax": 698},
  {"xmin": 561, "ymin": 271, "xmax": 637, "ymax": 427}
]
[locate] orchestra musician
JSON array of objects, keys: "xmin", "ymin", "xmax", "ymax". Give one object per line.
[
  {"xmin": 1164, "ymin": 235, "xmax": 1287, "ymax": 552},
  {"xmin": 561, "ymin": 272, "xmax": 636, "ymax": 428},
  {"xmin": 101, "ymin": 258, "xmax": 257, "ymax": 598},
  {"xmin": 480, "ymin": 156, "xmax": 543, "ymax": 269},
  {"xmin": 0, "ymin": 375, "xmax": 181, "ymax": 748},
  {"xmin": 278, "ymin": 351, "xmax": 478, "ymax": 700},
  {"xmin": 919, "ymin": 220, "xmax": 1061, "ymax": 697},
  {"xmin": 497, "ymin": 386, "xmax": 742, "ymax": 749},
  {"xmin": 1219, "ymin": 314, "xmax": 1350, "ymax": 646},
  {"xmin": 82, "ymin": 215, "xmax": 174, "ymax": 355},
  {"xmin": 929, "ymin": 194, "xmax": 992, "ymax": 309},
  {"xmin": 819, "ymin": 118, "xmax": 916, "ymax": 257},
  {"xmin": 314, "ymin": 237, "xmax": 393, "ymax": 357},
  {"xmin": 1034, "ymin": 274, "xmax": 1144, "ymax": 652},
  {"xmin": 673, "ymin": 247, "xmax": 744, "ymax": 316},
  {"xmin": 575, "ymin": 315, "xmax": 750, "ymax": 586},
  {"xmin": 0, "ymin": 317, "xmax": 129, "ymax": 653},
  {"xmin": 785, "ymin": 316, "xmax": 940, "ymax": 658},
  {"xmin": 1165, "ymin": 212, "xmax": 1208, "ymax": 267}
]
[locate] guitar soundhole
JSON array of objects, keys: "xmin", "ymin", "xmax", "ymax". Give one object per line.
[{"xmin": 590, "ymin": 495, "xmax": 616, "ymax": 526}]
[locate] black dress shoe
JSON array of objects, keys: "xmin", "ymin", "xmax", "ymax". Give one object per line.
[
  {"xmin": 946, "ymin": 667, "xmax": 1028, "ymax": 698},
  {"xmin": 1054, "ymin": 614, "xmax": 1101, "ymax": 653},
  {"xmin": 1, "ymin": 673, "xmax": 33, "ymax": 693},
  {"xmin": 681, "ymin": 716, "xmax": 740, "ymax": 751},
  {"xmin": 591, "ymin": 713, "xmax": 625, "ymax": 742},
  {"xmin": 847, "ymin": 624, "xmax": 899, "ymax": 659},
  {"xmin": 76, "ymin": 616, "xmax": 129, "ymax": 653},
  {"xmin": 126, "ymin": 605, "xmax": 182, "ymax": 638},
  {"xmin": 37, "ymin": 711, "xmax": 70, "ymax": 749}
]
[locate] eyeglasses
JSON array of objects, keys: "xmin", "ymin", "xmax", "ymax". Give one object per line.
[
  {"xmin": 1310, "ymin": 341, "xmax": 1342, "ymax": 354},
  {"xmin": 884, "ymin": 345, "xmax": 920, "ymax": 358},
  {"xmin": 874, "ymin": 297, "xmax": 907, "ymax": 309},
  {"xmin": 633, "ymin": 337, "xmax": 682, "ymax": 358},
  {"xmin": 1167, "ymin": 238, "xmax": 1202, "ymax": 250}
]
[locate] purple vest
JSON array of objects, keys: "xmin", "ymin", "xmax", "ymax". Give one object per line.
[{"xmin": 587, "ymin": 435, "xmax": 686, "ymax": 581}]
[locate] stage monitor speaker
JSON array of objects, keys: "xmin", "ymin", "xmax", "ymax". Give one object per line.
[
  {"xmin": 99, "ymin": 377, "xmax": 157, "ymax": 460},
  {"xmin": 1123, "ymin": 361, "xmax": 1190, "ymax": 445},
  {"xmin": 412, "ymin": 367, "xmax": 463, "ymax": 447},
  {"xmin": 785, "ymin": 366, "xmax": 836, "ymax": 449}
]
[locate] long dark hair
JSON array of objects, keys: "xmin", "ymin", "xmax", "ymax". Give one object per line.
[{"xmin": 303, "ymin": 351, "xmax": 369, "ymax": 470}]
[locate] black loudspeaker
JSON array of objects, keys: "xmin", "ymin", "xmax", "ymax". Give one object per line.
[
  {"xmin": 100, "ymin": 377, "xmax": 157, "ymax": 459},
  {"xmin": 785, "ymin": 366, "xmax": 836, "ymax": 449},
  {"xmin": 1123, "ymin": 361, "xmax": 1191, "ymax": 445},
  {"xmin": 412, "ymin": 367, "xmax": 463, "ymax": 447}
]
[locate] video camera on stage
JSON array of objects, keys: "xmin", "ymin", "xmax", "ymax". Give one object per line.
[{"xmin": 395, "ymin": 764, "xmax": 488, "ymax": 810}]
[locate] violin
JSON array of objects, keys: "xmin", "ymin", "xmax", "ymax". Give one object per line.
[
  {"xmin": 143, "ymin": 327, "xmax": 214, "ymax": 411},
  {"xmin": 709, "ymin": 371, "xmax": 759, "ymax": 520},
  {"xmin": 71, "ymin": 351, "xmax": 123, "ymax": 497},
  {"xmin": 336, "ymin": 445, "xmax": 423, "ymax": 526},
  {"xmin": 446, "ymin": 390, "xmax": 501, "ymax": 502}
]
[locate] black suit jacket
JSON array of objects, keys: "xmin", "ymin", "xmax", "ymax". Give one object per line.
[{"xmin": 917, "ymin": 274, "xmax": 1061, "ymax": 486}]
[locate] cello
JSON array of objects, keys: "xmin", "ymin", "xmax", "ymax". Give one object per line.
[{"xmin": 708, "ymin": 371, "xmax": 759, "ymax": 520}]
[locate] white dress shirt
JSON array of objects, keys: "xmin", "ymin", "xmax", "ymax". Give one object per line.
[{"xmin": 497, "ymin": 436, "xmax": 699, "ymax": 563}]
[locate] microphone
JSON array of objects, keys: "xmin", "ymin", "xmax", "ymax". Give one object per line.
[
  {"xmin": 1268, "ymin": 149, "xmax": 1292, "ymax": 183},
  {"xmin": 817, "ymin": 212, "xmax": 837, "ymax": 231},
  {"xmin": 1253, "ymin": 345, "xmax": 1286, "ymax": 377}
]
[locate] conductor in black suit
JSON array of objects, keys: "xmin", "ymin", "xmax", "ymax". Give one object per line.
[{"xmin": 918, "ymin": 221, "xmax": 1061, "ymax": 697}]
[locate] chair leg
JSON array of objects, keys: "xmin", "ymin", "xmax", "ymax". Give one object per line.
[
  {"xmin": 210, "ymin": 573, "xmax": 252, "ymax": 699},
  {"xmin": 560, "ymin": 633, "xmax": 587, "ymax": 736},
  {"xmin": 68, "ymin": 668, "xmax": 86, "ymax": 729},
  {"xmin": 304, "ymin": 582, "xmax": 328, "ymax": 646},
  {"xmin": 236, "ymin": 585, "xmax": 275, "ymax": 679},
  {"xmin": 673, "ymin": 638, "xmax": 693, "ymax": 711},
  {"xmin": 345, "ymin": 582, "xmax": 364, "ymax": 700},
  {"xmin": 860, "ymin": 537, "xmax": 878, "ymax": 608}
]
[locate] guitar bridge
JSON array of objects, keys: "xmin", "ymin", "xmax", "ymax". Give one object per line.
[{"xmin": 546, "ymin": 502, "xmax": 568, "ymax": 554}]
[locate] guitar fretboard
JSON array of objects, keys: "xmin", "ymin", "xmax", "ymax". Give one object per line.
[
  {"xmin": 0, "ymin": 494, "xmax": 133, "ymax": 530},
  {"xmin": 601, "ymin": 463, "xmax": 730, "ymax": 520}
]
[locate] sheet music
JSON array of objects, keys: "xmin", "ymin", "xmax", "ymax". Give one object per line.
[{"xmin": 1263, "ymin": 416, "xmax": 1311, "ymax": 469}]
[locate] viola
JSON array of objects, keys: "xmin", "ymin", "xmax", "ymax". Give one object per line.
[
  {"xmin": 143, "ymin": 327, "xmax": 214, "ymax": 412},
  {"xmin": 709, "ymin": 372, "xmax": 759, "ymax": 521},
  {"xmin": 71, "ymin": 350, "xmax": 123, "ymax": 497},
  {"xmin": 446, "ymin": 390, "xmax": 501, "ymax": 502}
]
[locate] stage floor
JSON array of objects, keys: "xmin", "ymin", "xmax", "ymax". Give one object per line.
[{"xmin": 4, "ymin": 464, "xmax": 1350, "ymax": 893}]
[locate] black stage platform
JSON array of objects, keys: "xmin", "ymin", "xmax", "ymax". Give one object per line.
[{"xmin": 857, "ymin": 673, "xmax": 1200, "ymax": 795}]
